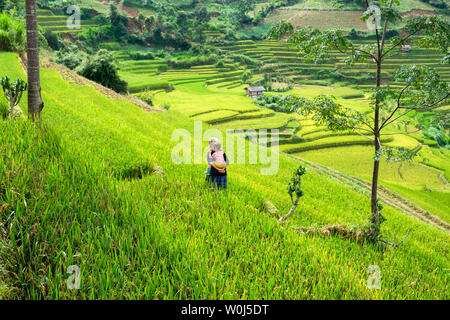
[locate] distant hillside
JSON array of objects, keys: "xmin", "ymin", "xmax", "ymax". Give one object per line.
[{"xmin": 238, "ymin": 0, "xmax": 448, "ymax": 37}]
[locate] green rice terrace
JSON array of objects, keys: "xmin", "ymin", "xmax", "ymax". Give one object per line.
[
  {"xmin": 113, "ymin": 38, "xmax": 450, "ymax": 92},
  {"xmin": 107, "ymin": 38, "xmax": 449, "ymax": 226},
  {"xmin": 1, "ymin": 49, "xmax": 449, "ymax": 299},
  {"xmin": 37, "ymin": 8, "xmax": 99, "ymax": 34},
  {"xmin": 0, "ymin": 0, "xmax": 449, "ymax": 302}
]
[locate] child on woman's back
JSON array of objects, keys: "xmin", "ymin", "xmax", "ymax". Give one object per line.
[
  {"xmin": 212, "ymin": 143, "xmax": 226, "ymax": 168},
  {"xmin": 205, "ymin": 141, "xmax": 226, "ymax": 175},
  {"xmin": 205, "ymin": 137, "xmax": 218, "ymax": 175}
]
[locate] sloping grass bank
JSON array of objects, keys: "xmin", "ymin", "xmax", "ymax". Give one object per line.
[{"xmin": 0, "ymin": 52, "xmax": 449, "ymax": 299}]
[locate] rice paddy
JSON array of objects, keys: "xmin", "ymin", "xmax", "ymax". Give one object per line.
[
  {"xmin": 37, "ymin": 8, "xmax": 100, "ymax": 34},
  {"xmin": 0, "ymin": 51, "xmax": 449, "ymax": 299},
  {"xmin": 110, "ymin": 37, "xmax": 448, "ymax": 224}
]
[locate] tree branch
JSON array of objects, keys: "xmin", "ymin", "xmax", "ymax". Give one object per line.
[
  {"xmin": 353, "ymin": 47, "xmax": 378, "ymax": 62},
  {"xmin": 379, "ymin": 83, "xmax": 411, "ymax": 130},
  {"xmin": 381, "ymin": 29, "xmax": 421, "ymax": 59},
  {"xmin": 382, "ymin": 92, "xmax": 449, "ymax": 129},
  {"xmin": 378, "ymin": 229, "xmax": 412, "ymax": 248},
  {"xmin": 279, "ymin": 195, "xmax": 300, "ymax": 222},
  {"xmin": 398, "ymin": 92, "xmax": 450, "ymax": 110},
  {"xmin": 380, "ymin": 109, "xmax": 413, "ymax": 130},
  {"xmin": 380, "ymin": 0, "xmax": 395, "ymax": 54}
]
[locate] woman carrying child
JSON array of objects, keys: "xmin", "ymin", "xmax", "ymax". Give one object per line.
[{"xmin": 205, "ymin": 138, "xmax": 228, "ymax": 190}]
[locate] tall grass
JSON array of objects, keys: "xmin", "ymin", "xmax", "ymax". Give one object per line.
[{"xmin": 0, "ymin": 52, "xmax": 449, "ymax": 300}]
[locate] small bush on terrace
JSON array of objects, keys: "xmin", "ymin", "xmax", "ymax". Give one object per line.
[
  {"xmin": 254, "ymin": 94, "xmax": 309, "ymax": 113},
  {"xmin": 129, "ymin": 51, "xmax": 155, "ymax": 60},
  {"xmin": 167, "ymin": 55, "xmax": 218, "ymax": 69},
  {"xmin": 56, "ymin": 45, "xmax": 87, "ymax": 70},
  {"xmin": 228, "ymin": 54, "xmax": 259, "ymax": 66}
]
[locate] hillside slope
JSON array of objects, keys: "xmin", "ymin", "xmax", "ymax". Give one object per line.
[{"xmin": 0, "ymin": 52, "xmax": 448, "ymax": 299}]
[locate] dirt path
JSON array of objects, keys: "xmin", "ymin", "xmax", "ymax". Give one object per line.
[{"xmin": 285, "ymin": 153, "xmax": 450, "ymax": 233}]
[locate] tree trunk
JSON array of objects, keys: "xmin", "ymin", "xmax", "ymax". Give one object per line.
[
  {"xmin": 10, "ymin": 100, "xmax": 14, "ymax": 120},
  {"xmin": 279, "ymin": 196, "xmax": 300, "ymax": 222},
  {"xmin": 370, "ymin": 59, "xmax": 382, "ymax": 234},
  {"xmin": 25, "ymin": 0, "xmax": 44, "ymax": 121},
  {"xmin": 371, "ymin": 134, "xmax": 381, "ymax": 216}
]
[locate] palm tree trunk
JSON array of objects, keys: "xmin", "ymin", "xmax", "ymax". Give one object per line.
[{"xmin": 25, "ymin": 0, "xmax": 44, "ymax": 121}]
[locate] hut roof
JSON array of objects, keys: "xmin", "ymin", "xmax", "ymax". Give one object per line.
[{"xmin": 246, "ymin": 86, "xmax": 265, "ymax": 92}]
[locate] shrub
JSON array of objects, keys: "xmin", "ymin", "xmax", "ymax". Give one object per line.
[
  {"xmin": 348, "ymin": 28, "xmax": 358, "ymax": 39},
  {"xmin": 155, "ymin": 49, "xmax": 167, "ymax": 58},
  {"xmin": 76, "ymin": 49, "xmax": 128, "ymax": 94},
  {"xmin": 229, "ymin": 54, "xmax": 258, "ymax": 66},
  {"xmin": 129, "ymin": 51, "xmax": 155, "ymax": 60},
  {"xmin": 215, "ymin": 59, "xmax": 226, "ymax": 68},
  {"xmin": 0, "ymin": 75, "xmax": 27, "ymax": 119},
  {"xmin": 43, "ymin": 29, "xmax": 63, "ymax": 51},
  {"xmin": 168, "ymin": 55, "xmax": 217, "ymax": 69},
  {"xmin": 0, "ymin": 12, "xmax": 25, "ymax": 52},
  {"xmin": 254, "ymin": 94, "xmax": 309, "ymax": 113},
  {"xmin": 241, "ymin": 70, "xmax": 252, "ymax": 83},
  {"xmin": 422, "ymin": 126, "xmax": 449, "ymax": 147},
  {"xmin": 56, "ymin": 45, "xmax": 87, "ymax": 70},
  {"xmin": 342, "ymin": 93, "xmax": 365, "ymax": 99},
  {"xmin": 134, "ymin": 91, "xmax": 154, "ymax": 105}
]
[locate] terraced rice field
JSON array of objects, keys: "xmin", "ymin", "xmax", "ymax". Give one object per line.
[
  {"xmin": 37, "ymin": 8, "xmax": 99, "ymax": 34},
  {"xmin": 152, "ymin": 87, "xmax": 447, "ymax": 223},
  {"xmin": 266, "ymin": 9, "xmax": 368, "ymax": 31},
  {"xmin": 110, "ymin": 38, "xmax": 449, "ymax": 221},
  {"xmin": 1, "ymin": 51, "xmax": 449, "ymax": 300},
  {"xmin": 217, "ymin": 39, "xmax": 450, "ymax": 89},
  {"xmin": 117, "ymin": 56, "xmax": 246, "ymax": 93}
]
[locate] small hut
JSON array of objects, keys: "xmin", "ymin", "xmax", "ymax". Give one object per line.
[
  {"xmin": 400, "ymin": 44, "xmax": 411, "ymax": 54},
  {"xmin": 245, "ymin": 86, "xmax": 265, "ymax": 98}
]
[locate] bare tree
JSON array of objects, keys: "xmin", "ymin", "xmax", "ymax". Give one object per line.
[{"xmin": 25, "ymin": 0, "xmax": 44, "ymax": 120}]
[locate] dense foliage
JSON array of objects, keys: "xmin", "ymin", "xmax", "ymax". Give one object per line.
[
  {"xmin": 0, "ymin": 11, "xmax": 25, "ymax": 52},
  {"xmin": 76, "ymin": 49, "xmax": 128, "ymax": 93},
  {"xmin": 254, "ymin": 94, "xmax": 308, "ymax": 113},
  {"xmin": 56, "ymin": 45, "xmax": 128, "ymax": 93}
]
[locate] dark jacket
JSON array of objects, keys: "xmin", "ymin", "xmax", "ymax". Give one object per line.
[{"xmin": 210, "ymin": 151, "xmax": 227, "ymax": 177}]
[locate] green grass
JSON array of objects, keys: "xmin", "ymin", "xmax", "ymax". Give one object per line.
[
  {"xmin": 298, "ymin": 145, "xmax": 449, "ymax": 222},
  {"xmin": 0, "ymin": 52, "xmax": 449, "ymax": 300},
  {"xmin": 416, "ymin": 146, "xmax": 450, "ymax": 181},
  {"xmin": 150, "ymin": 76, "xmax": 447, "ymax": 224},
  {"xmin": 140, "ymin": 52, "xmax": 447, "ymax": 223},
  {"xmin": 116, "ymin": 41, "xmax": 445, "ymax": 191}
]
